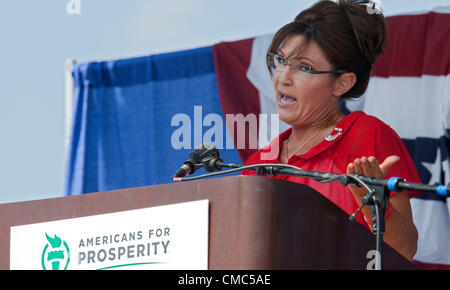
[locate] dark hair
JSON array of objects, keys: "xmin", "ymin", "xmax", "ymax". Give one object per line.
[{"xmin": 267, "ymin": 0, "xmax": 387, "ymax": 100}]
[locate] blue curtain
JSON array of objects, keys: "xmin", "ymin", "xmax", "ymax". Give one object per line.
[{"xmin": 65, "ymin": 47, "xmax": 241, "ymax": 195}]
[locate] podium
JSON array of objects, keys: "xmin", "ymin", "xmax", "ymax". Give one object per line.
[{"xmin": 0, "ymin": 175, "xmax": 415, "ymax": 269}]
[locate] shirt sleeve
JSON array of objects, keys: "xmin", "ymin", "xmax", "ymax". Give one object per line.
[{"xmin": 368, "ymin": 121, "xmax": 422, "ymax": 198}]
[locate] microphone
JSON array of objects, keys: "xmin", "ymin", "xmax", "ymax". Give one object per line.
[
  {"xmin": 172, "ymin": 163, "xmax": 195, "ymax": 179},
  {"xmin": 172, "ymin": 143, "xmax": 222, "ymax": 179}
]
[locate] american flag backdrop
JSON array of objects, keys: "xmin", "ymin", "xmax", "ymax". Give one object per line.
[
  {"xmin": 214, "ymin": 7, "xmax": 450, "ymax": 269},
  {"xmin": 66, "ymin": 7, "xmax": 450, "ymax": 269}
]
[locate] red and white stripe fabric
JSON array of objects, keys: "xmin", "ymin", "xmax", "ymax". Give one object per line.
[{"xmin": 212, "ymin": 7, "xmax": 450, "ymax": 269}]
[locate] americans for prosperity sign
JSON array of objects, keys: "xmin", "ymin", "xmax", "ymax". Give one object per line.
[{"xmin": 10, "ymin": 200, "xmax": 209, "ymax": 270}]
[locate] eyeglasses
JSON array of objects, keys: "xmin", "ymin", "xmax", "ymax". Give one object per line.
[{"xmin": 267, "ymin": 52, "xmax": 346, "ymax": 81}]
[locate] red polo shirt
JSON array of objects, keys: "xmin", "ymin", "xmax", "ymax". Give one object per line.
[{"xmin": 241, "ymin": 111, "xmax": 421, "ymax": 227}]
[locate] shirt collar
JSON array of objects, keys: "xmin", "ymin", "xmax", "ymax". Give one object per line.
[{"xmin": 261, "ymin": 111, "xmax": 366, "ymax": 162}]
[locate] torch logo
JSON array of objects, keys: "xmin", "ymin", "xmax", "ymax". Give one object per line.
[{"xmin": 41, "ymin": 233, "xmax": 70, "ymax": 270}]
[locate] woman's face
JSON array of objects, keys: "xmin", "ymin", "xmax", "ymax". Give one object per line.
[{"xmin": 273, "ymin": 34, "xmax": 341, "ymax": 128}]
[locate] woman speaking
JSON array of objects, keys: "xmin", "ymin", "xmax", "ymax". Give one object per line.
[{"xmin": 241, "ymin": 0, "xmax": 420, "ymax": 261}]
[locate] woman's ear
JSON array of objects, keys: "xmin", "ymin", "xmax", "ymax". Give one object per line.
[{"xmin": 333, "ymin": 72, "xmax": 357, "ymax": 97}]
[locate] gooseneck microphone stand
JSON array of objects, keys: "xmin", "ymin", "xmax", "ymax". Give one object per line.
[{"xmin": 173, "ymin": 156, "xmax": 449, "ymax": 270}]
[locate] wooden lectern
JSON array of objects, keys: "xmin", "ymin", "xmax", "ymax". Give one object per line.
[{"xmin": 0, "ymin": 175, "xmax": 415, "ymax": 269}]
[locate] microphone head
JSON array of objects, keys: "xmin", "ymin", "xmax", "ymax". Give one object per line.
[
  {"xmin": 193, "ymin": 144, "xmax": 223, "ymax": 172},
  {"xmin": 191, "ymin": 143, "xmax": 219, "ymax": 163},
  {"xmin": 173, "ymin": 164, "xmax": 191, "ymax": 178},
  {"xmin": 173, "ymin": 144, "xmax": 220, "ymax": 179}
]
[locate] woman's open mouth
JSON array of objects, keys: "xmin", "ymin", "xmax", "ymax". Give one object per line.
[{"xmin": 278, "ymin": 94, "xmax": 297, "ymax": 106}]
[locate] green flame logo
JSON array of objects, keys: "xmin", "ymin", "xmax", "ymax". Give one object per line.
[{"xmin": 41, "ymin": 233, "xmax": 70, "ymax": 270}]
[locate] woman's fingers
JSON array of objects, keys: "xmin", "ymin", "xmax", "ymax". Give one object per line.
[
  {"xmin": 367, "ymin": 156, "xmax": 379, "ymax": 169},
  {"xmin": 353, "ymin": 157, "xmax": 363, "ymax": 173},
  {"xmin": 360, "ymin": 156, "xmax": 375, "ymax": 177},
  {"xmin": 346, "ymin": 155, "xmax": 400, "ymax": 179},
  {"xmin": 347, "ymin": 162, "xmax": 355, "ymax": 174},
  {"xmin": 379, "ymin": 155, "xmax": 400, "ymax": 177}
]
